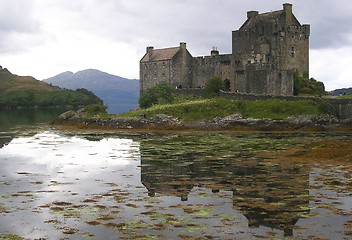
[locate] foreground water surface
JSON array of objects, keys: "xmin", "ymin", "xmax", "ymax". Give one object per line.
[{"xmin": 0, "ymin": 114, "xmax": 351, "ymax": 239}]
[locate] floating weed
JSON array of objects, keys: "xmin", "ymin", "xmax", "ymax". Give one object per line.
[
  {"xmin": 62, "ymin": 228, "xmax": 79, "ymax": 234},
  {"xmin": 0, "ymin": 205, "xmax": 10, "ymax": 213},
  {"xmin": 53, "ymin": 201, "xmax": 72, "ymax": 206},
  {"xmin": 220, "ymin": 214, "xmax": 233, "ymax": 222},
  {"xmin": 49, "ymin": 181, "xmax": 75, "ymax": 186},
  {"xmin": 122, "ymin": 220, "xmax": 149, "ymax": 231},
  {"xmin": 194, "ymin": 208, "xmax": 213, "ymax": 217},
  {"xmin": 51, "ymin": 207, "xmax": 81, "ymax": 218},
  {"xmin": 82, "ymin": 232, "xmax": 95, "ymax": 239},
  {"xmin": 195, "ymin": 193, "xmax": 213, "ymax": 199},
  {"xmin": 186, "ymin": 225, "xmax": 208, "ymax": 233},
  {"xmin": 0, "ymin": 234, "xmax": 27, "ymax": 240},
  {"xmin": 86, "ymin": 220, "xmax": 101, "ymax": 226}
]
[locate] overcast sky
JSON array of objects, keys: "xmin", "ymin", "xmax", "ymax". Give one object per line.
[{"xmin": 0, "ymin": 0, "xmax": 351, "ymax": 90}]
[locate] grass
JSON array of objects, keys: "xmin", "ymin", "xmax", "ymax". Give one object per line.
[{"xmin": 120, "ymin": 95, "xmax": 329, "ymax": 120}]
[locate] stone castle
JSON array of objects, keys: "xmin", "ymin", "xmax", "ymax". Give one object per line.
[{"xmin": 140, "ymin": 3, "xmax": 310, "ymax": 96}]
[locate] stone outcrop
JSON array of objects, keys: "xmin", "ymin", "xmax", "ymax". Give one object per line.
[{"xmin": 55, "ymin": 108, "xmax": 351, "ymax": 132}]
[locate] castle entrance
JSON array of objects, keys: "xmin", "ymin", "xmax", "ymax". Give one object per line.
[{"xmin": 223, "ymin": 79, "xmax": 231, "ymax": 92}]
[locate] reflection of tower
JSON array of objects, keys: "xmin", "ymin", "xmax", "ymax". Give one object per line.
[
  {"xmin": 139, "ymin": 136, "xmax": 311, "ymax": 237},
  {"xmin": 141, "ymin": 158, "xmax": 194, "ymax": 201},
  {"xmin": 230, "ymin": 163, "xmax": 310, "ymax": 237}
]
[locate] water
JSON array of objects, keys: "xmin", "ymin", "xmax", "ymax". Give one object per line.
[{"xmin": 0, "ymin": 111, "xmax": 351, "ymax": 239}]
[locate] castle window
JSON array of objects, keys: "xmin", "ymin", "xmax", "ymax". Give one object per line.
[
  {"xmin": 278, "ymin": 73, "xmax": 282, "ymax": 80},
  {"xmin": 291, "ymin": 47, "xmax": 295, "ymax": 57}
]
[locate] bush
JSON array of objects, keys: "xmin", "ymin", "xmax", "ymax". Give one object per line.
[
  {"xmin": 205, "ymin": 76, "xmax": 223, "ymax": 97},
  {"xmin": 85, "ymin": 104, "xmax": 107, "ymax": 116},
  {"xmin": 139, "ymin": 83, "xmax": 175, "ymax": 109}
]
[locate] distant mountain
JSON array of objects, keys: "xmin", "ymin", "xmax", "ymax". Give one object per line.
[
  {"xmin": 0, "ymin": 66, "xmax": 102, "ymax": 109},
  {"xmin": 332, "ymin": 88, "xmax": 352, "ymax": 96},
  {"xmin": 44, "ymin": 69, "xmax": 139, "ymax": 113}
]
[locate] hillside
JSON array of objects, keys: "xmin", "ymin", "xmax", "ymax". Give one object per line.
[
  {"xmin": 0, "ymin": 66, "xmax": 102, "ymax": 109},
  {"xmin": 44, "ymin": 69, "xmax": 139, "ymax": 113},
  {"xmin": 332, "ymin": 87, "xmax": 352, "ymax": 96}
]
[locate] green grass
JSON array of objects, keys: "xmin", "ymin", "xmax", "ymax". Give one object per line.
[
  {"xmin": 335, "ymin": 94, "xmax": 352, "ymax": 99},
  {"xmin": 120, "ymin": 96, "xmax": 329, "ymax": 120}
]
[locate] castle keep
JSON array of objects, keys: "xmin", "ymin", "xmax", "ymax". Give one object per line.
[{"xmin": 140, "ymin": 3, "xmax": 310, "ymax": 96}]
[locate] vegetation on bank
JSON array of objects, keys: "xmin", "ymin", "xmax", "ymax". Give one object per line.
[
  {"xmin": 120, "ymin": 80, "xmax": 330, "ymax": 120},
  {"xmin": 0, "ymin": 68, "xmax": 103, "ymax": 109},
  {"xmin": 122, "ymin": 96, "xmax": 329, "ymax": 120},
  {"xmin": 293, "ymin": 70, "xmax": 325, "ymax": 96}
]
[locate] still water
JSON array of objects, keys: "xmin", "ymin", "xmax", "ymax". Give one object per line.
[{"xmin": 0, "ymin": 110, "xmax": 351, "ymax": 239}]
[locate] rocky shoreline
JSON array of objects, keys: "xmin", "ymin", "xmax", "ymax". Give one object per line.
[{"xmin": 53, "ymin": 108, "xmax": 352, "ymax": 132}]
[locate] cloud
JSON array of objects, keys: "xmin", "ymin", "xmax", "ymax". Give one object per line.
[
  {"xmin": 311, "ymin": 46, "xmax": 352, "ymax": 91},
  {"xmin": 0, "ymin": 0, "xmax": 41, "ymax": 53},
  {"xmin": 0, "ymin": 0, "xmax": 351, "ymax": 89}
]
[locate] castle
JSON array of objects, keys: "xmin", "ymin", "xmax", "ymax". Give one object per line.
[{"xmin": 140, "ymin": 3, "xmax": 310, "ymax": 96}]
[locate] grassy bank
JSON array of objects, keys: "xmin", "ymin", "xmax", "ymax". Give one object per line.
[{"xmin": 120, "ymin": 96, "xmax": 329, "ymax": 120}]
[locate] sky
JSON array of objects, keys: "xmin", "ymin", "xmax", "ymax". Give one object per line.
[{"xmin": 0, "ymin": 0, "xmax": 352, "ymax": 91}]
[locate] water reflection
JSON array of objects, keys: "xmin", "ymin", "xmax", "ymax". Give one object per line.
[
  {"xmin": 0, "ymin": 131, "xmax": 350, "ymax": 239},
  {"xmin": 140, "ymin": 135, "xmax": 310, "ymax": 237}
]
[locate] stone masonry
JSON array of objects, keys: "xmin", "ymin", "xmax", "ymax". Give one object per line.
[{"xmin": 140, "ymin": 3, "xmax": 310, "ymax": 96}]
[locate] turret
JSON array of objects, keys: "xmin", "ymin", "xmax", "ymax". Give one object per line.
[
  {"xmin": 247, "ymin": 11, "xmax": 259, "ymax": 19},
  {"xmin": 283, "ymin": 3, "xmax": 293, "ymax": 25}
]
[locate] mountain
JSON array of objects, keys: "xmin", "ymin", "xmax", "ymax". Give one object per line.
[
  {"xmin": 44, "ymin": 69, "xmax": 140, "ymax": 113},
  {"xmin": 332, "ymin": 87, "xmax": 352, "ymax": 96},
  {"xmin": 0, "ymin": 66, "xmax": 102, "ymax": 109}
]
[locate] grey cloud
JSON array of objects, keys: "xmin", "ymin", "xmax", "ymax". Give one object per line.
[{"xmin": 0, "ymin": 0, "xmax": 41, "ymax": 53}]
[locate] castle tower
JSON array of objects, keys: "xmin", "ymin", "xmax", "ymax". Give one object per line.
[{"xmin": 232, "ymin": 3, "xmax": 310, "ymax": 95}]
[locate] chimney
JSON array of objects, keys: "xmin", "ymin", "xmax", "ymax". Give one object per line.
[
  {"xmin": 146, "ymin": 46, "xmax": 154, "ymax": 53},
  {"xmin": 180, "ymin": 42, "xmax": 186, "ymax": 50},
  {"xmin": 146, "ymin": 46, "xmax": 154, "ymax": 60},
  {"xmin": 211, "ymin": 46, "xmax": 219, "ymax": 56},
  {"xmin": 247, "ymin": 11, "xmax": 259, "ymax": 19},
  {"xmin": 283, "ymin": 3, "xmax": 293, "ymax": 25}
]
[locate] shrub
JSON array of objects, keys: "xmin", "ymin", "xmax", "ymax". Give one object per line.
[
  {"xmin": 85, "ymin": 104, "xmax": 107, "ymax": 116},
  {"xmin": 139, "ymin": 83, "xmax": 175, "ymax": 109},
  {"xmin": 204, "ymin": 76, "xmax": 223, "ymax": 97}
]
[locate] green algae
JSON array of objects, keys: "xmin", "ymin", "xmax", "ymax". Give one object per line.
[{"xmin": 0, "ymin": 234, "xmax": 28, "ymax": 240}]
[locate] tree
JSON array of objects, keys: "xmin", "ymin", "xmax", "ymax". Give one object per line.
[
  {"xmin": 293, "ymin": 70, "xmax": 303, "ymax": 96},
  {"xmin": 139, "ymin": 83, "xmax": 175, "ymax": 109},
  {"xmin": 205, "ymin": 76, "xmax": 223, "ymax": 97}
]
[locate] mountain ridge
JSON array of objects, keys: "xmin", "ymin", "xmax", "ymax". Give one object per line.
[
  {"xmin": 0, "ymin": 66, "xmax": 103, "ymax": 109},
  {"xmin": 44, "ymin": 69, "xmax": 140, "ymax": 113}
]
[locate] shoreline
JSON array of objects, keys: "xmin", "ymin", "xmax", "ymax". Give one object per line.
[{"xmin": 53, "ymin": 111, "xmax": 352, "ymax": 133}]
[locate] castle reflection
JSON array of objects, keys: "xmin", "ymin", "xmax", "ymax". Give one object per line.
[{"xmin": 140, "ymin": 135, "xmax": 310, "ymax": 237}]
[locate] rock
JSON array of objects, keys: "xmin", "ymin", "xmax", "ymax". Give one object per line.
[
  {"xmin": 58, "ymin": 110, "xmax": 77, "ymax": 120},
  {"xmin": 153, "ymin": 114, "xmax": 181, "ymax": 125},
  {"xmin": 287, "ymin": 114, "xmax": 339, "ymax": 125},
  {"xmin": 215, "ymin": 114, "xmax": 243, "ymax": 124}
]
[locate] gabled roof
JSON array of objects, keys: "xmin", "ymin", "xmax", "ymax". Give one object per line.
[
  {"xmin": 240, "ymin": 10, "xmax": 300, "ymax": 30},
  {"xmin": 141, "ymin": 47, "xmax": 180, "ymax": 63}
]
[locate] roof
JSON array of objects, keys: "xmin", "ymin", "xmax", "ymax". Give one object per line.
[
  {"xmin": 240, "ymin": 10, "xmax": 300, "ymax": 30},
  {"xmin": 140, "ymin": 47, "xmax": 180, "ymax": 62}
]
